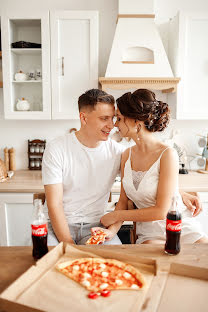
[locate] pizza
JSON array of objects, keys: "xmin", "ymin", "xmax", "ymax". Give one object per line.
[
  {"xmin": 56, "ymin": 258, "xmax": 146, "ymax": 299},
  {"xmin": 85, "ymin": 229, "xmax": 107, "ymax": 245}
]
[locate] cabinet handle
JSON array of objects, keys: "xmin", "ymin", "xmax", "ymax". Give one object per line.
[{"xmin": 62, "ymin": 57, "xmax": 64, "ymax": 76}]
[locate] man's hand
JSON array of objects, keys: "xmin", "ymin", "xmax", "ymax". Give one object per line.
[
  {"xmin": 91, "ymin": 227, "xmax": 116, "ymax": 241},
  {"xmin": 181, "ymin": 192, "xmax": 202, "ymax": 217}
]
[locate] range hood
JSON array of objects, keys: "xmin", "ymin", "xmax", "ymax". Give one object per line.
[{"xmin": 99, "ymin": 0, "xmax": 180, "ymax": 93}]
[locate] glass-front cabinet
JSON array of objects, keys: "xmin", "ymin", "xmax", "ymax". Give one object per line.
[
  {"xmin": 1, "ymin": 11, "xmax": 98, "ymax": 120},
  {"xmin": 1, "ymin": 13, "xmax": 51, "ymax": 119}
]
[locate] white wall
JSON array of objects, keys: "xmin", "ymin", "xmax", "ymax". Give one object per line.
[{"xmin": 0, "ymin": 0, "xmax": 208, "ymax": 170}]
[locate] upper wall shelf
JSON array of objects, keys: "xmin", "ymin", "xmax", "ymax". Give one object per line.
[
  {"xmin": 12, "ymin": 80, "xmax": 42, "ymax": 83},
  {"xmin": 11, "ymin": 48, "xmax": 42, "ymax": 55}
]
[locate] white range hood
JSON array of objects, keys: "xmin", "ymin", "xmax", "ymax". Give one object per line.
[{"xmin": 99, "ymin": 0, "xmax": 180, "ymax": 93}]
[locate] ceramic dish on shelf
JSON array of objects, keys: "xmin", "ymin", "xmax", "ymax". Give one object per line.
[{"xmin": 15, "ymin": 71, "xmax": 27, "ymax": 82}]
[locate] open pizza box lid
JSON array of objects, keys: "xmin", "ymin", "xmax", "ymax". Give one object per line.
[{"xmin": 0, "ymin": 243, "xmax": 208, "ymax": 312}]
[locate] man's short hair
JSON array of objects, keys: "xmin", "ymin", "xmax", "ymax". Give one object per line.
[{"xmin": 78, "ymin": 89, "xmax": 115, "ymax": 112}]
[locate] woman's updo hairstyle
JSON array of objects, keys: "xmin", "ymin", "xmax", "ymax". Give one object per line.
[{"xmin": 116, "ymin": 89, "xmax": 170, "ymax": 132}]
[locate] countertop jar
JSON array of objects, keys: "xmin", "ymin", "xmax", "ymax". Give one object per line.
[
  {"xmin": 39, "ymin": 146, "xmax": 44, "ymax": 153},
  {"xmin": 35, "ymin": 145, "xmax": 40, "ymax": 153},
  {"xmin": 35, "ymin": 160, "xmax": 40, "ymax": 168},
  {"xmin": 30, "ymin": 146, "xmax": 35, "ymax": 153},
  {"xmin": 30, "ymin": 160, "xmax": 35, "ymax": 168}
]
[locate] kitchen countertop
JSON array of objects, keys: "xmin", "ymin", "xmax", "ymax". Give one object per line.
[
  {"xmin": 0, "ymin": 244, "xmax": 208, "ymax": 309},
  {"xmin": 112, "ymin": 170, "xmax": 208, "ymax": 193},
  {"xmin": 0, "ymin": 169, "xmax": 208, "ymax": 193},
  {"xmin": 0, "ymin": 170, "xmax": 43, "ymax": 193}
]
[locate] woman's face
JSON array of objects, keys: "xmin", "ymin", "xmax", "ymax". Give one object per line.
[{"xmin": 115, "ymin": 108, "xmax": 135, "ymax": 138}]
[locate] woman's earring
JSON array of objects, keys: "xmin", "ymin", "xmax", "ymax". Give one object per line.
[{"xmin": 136, "ymin": 124, "xmax": 141, "ymax": 141}]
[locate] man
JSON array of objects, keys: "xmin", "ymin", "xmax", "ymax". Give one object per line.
[{"xmin": 42, "ymin": 89, "xmax": 202, "ymax": 245}]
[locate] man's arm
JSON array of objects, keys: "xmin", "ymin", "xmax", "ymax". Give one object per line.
[
  {"xmin": 180, "ymin": 191, "xmax": 202, "ymax": 217},
  {"xmin": 45, "ymin": 184, "xmax": 74, "ymax": 244}
]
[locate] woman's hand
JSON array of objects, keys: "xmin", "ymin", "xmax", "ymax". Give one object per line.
[
  {"xmin": 91, "ymin": 227, "xmax": 117, "ymax": 241},
  {"xmin": 100, "ymin": 211, "xmax": 118, "ymax": 228},
  {"xmin": 181, "ymin": 192, "xmax": 202, "ymax": 217}
]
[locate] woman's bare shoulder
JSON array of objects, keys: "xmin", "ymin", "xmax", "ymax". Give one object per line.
[
  {"xmin": 160, "ymin": 146, "xmax": 178, "ymax": 165},
  {"xmin": 121, "ymin": 148, "xmax": 130, "ymax": 164}
]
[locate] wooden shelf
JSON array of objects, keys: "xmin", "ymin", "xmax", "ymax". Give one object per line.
[
  {"xmin": 0, "ymin": 51, "xmax": 2, "ymax": 58},
  {"xmin": 11, "ymin": 48, "xmax": 42, "ymax": 55},
  {"xmin": 12, "ymin": 80, "xmax": 42, "ymax": 83},
  {"xmin": 122, "ymin": 61, "xmax": 154, "ymax": 64},
  {"xmin": 99, "ymin": 77, "xmax": 181, "ymax": 93}
]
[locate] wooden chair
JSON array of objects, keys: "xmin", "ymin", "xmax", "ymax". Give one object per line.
[
  {"xmin": 33, "ymin": 192, "xmax": 45, "ymax": 204},
  {"xmin": 128, "ymin": 200, "xmax": 138, "ymax": 244}
]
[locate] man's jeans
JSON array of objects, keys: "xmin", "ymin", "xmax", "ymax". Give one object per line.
[{"xmin": 47, "ymin": 221, "xmax": 122, "ymax": 245}]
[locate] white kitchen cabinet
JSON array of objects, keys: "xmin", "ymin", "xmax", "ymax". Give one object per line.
[
  {"xmin": 0, "ymin": 193, "xmax": 33, "ymax": 246},
  {"xmin": 1, "ymin": 13, "xmax": 51, "ymax": 119},
  {"xmin": 169, "ymin": 12, "xmax": 208, "ymax": 120},
  {"xmin": 50, "ymin": 11, "xmax": 98, "ymax": 119},
  {"xmin": 1, "ymin": 11, "xmax": 98, "ymax": 120}
]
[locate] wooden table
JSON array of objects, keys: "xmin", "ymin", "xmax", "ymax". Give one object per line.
[
  {"xmin": 1, "ymin": 244, "xmax": 208, "ymax": 295},
  {"xmin": 0, "ymin": 244, "xmax": 208, "ymax": 311}
]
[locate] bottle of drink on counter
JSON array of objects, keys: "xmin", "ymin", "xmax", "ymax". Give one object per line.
[
  {"xmin": 31, "ymin": 199, "xmax": 48, "ymax": 260},
  {"xmin": 165, "ymin": 196, "xmax": 182, "ymax": 255}
]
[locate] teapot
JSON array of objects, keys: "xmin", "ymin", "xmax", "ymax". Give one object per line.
[
  {"xmin": 16, "ymin": 98, "xmax": 30, "ymax": 111},
  {"xmin": 15, "ymin": 70, "xmax": 27, "ymax": 82}
]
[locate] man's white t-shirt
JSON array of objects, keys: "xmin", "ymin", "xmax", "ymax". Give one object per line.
[{"xmin": 42, "ymin": 133, "xmax": 125, "ymax": 223}]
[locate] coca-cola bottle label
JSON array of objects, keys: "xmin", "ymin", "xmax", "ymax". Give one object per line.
[
  {"xmin": 166, "ymin": 219, "xmax": 182, "ymax": 232},
  {"xmin": 31, "ymin": 224, "xmax": 48, "ymax": 236}
]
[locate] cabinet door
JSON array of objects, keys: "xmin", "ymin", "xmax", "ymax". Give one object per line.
[
  {"xmin": 50, "ymin": 11, "xmax": 98, "ymax": 119},
  {"xmin": 0, "ymin": 193, "xmax": 33, "ymax": 246},
  {"xmin": 1, "ymin": 13, "xmax": 51, "ymax": 120},
  {"xmin": 172, "ymin": 13, "xmax": 208, "ymax": 120}
]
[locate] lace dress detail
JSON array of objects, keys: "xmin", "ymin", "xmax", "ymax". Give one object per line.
[{"xmin": 132, "ymin": 170, "xmax": 147, "ymax": 190}]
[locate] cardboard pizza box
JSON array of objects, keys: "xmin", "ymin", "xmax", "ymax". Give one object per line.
[
  {"xmin": 1, "ymin": 243, "xmax": 207, "ymax": 312},
  {"xmin": 0, "ymin": 243, "xmax": 157, "ymax": 312},
  {"xmin": 155, "ymin": 263, "xmax": 208, "ymax": 312}
]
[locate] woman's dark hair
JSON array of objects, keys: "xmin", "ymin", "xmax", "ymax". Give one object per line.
[
  {"xmin": 78, "ymin": 89, "xmax": 115, "ymax": 112},
  {"xmin": 116, "ymin": 89, "xmax": 170, "ymax": 132}
]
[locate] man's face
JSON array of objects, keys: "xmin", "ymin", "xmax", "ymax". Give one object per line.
[{"xmin": 82, "ymin": 102, "xmax": 115, "ymax": 141}]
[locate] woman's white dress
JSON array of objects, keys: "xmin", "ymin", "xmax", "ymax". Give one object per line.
[{"xmin": 122, "ymin": 147, "xmax": 205, "ymax": 244}]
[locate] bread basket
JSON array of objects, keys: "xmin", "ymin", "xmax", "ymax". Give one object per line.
[{"xmin": 0, "ymin": 158, "xmax": 8, "ymax": 182}]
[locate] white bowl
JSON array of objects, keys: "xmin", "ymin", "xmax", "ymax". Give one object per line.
[{"xmin": 15, "ymin": 73, "xmax": 27, "ymax": 82}]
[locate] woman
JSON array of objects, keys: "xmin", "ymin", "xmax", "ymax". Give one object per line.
[{"xmin": 95, "ymin": 89, "xmax": 208, "ymax": 244}]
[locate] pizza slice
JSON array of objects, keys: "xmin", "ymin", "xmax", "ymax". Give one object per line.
[
  {"xmin": 56, "ymin": 257, "xmax": 146, "ymax": 299},
  {"xmin": 85, "ymin": 229, "xmax": 107, "ymax": 245}
]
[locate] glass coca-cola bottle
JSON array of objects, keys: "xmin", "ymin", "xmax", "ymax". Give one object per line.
[
  {"xmin": 31, "ymin": 199, "xmax": 48, "ymax": 260},
  {"xmin": 165, "ymin": 196, "xmax": 182, "ymax": 255}
]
